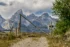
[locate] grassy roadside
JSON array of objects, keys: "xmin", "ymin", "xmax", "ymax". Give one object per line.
[
  {"xmin": 0, "ymin": 38, "xmax": 21, "ymax": 47},
  {"xmin": 0, "ymin": 32, "xmax": 22, "ymax": 47},
  {"xmin": 46, "ymin": 34, "xmax": 70, "ymax": 47}
]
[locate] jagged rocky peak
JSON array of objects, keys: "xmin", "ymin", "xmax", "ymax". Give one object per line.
[
  {"xmin": 28, "ymin": 13, "xmax": 37, "ymax": 18},
  {"xmin": 42, "ymin": 12, "xmax": 49, "ymax": 15},
  {"xmin": 0, "ymin": 15, "xmax": 5, "ymax": 24},
  {"xmin": 37, "ymin": 12, "xmax": 52, "ymax": 21},
  {"xmin": 41, "ymin": 12, "xmax": 50, "ymax": 17},
  {"xmin": 0, "ymin": 15, "xmax": 4, "ymax": 19},
  {"xmin": 0, "ymin": 15, "xmax": 6, "ymax": 30},
  {"xmin": 15, "ymin": 9, "xmax": 23, "ymax": 14},
  {"xmin": 11, "ymin": 9, "xmax": 24, "ymax": 18},
  {"xmin": 11, "ymin": 9, "xmax": 26, "ymax": 22},
  {"xmin": 29, "ymin": 13, "xmax": 35, "ymax": 16},
  {"xmin": 27, "ymin": 13, "xmax": 37, "ymax": 21}
]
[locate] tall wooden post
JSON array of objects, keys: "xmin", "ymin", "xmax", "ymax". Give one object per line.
[{"xmin": 18, "ymin": 14, "xmax": 21, "ymax": 33}]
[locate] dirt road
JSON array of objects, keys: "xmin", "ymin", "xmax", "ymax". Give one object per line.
[{"xmin": 11, "ymin": 37, "xmax": 48, "ymax": 47}]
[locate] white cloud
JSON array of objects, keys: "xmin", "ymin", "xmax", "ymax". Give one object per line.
[{"xmin": 0, "ymin": 0, "xmax": 55, "ymax": 19}]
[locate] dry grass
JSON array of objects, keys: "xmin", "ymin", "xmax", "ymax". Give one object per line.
[
  {"xmin": 0, "ymin": 32, "xmax": 22, "ymax": 47},
  {"xmin": 47, "ymin": 34, "xmax": 70, "ymax": 47},
  {"xmin": 0, "ymin": 38, "xmax": 22, "ymax": 47}
]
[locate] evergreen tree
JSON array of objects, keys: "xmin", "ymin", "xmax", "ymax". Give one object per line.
[{"xmin": 53, "ymin": 0, "xmax": 70, "ymax": 35}]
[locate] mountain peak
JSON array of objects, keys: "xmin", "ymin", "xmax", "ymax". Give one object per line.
[
  {"xmin": 28, "ymin": 13, "xmax": 36, "ymax": 17},
  {"xmin": 39, "ymin": 13, "xmax": 50, "ymax": 19},
  {"xmin": 29, "ymin": 13, "xmax": 35, "ymax": 16},
  {"xmin": 11, "ymin": 9, "xmax": 25, "ymax": 19},
  {"xmin": 17, "ymin": 9, "xmax": 22, "ymax": 12},
  {"xmin": 27, "ymin": 13, "xmax": 37, "ymax": 22},
  {"xmin": 0, "ymin": 15, "xmax": 5, "ymax": 21},
  {"xmin": 0, "ymin": 15, "xmax": 3, "ymax": 19},
  {"xmin": 42, "ymin": 13, "xmax": 49, "ymax": 16},
  {"xmin": 0, "ymin": 15, "xmax": 5, "ymax": 26},
  {"xmin": 15, "ymin": 9, "xmax": 23, "ymax": 14}
]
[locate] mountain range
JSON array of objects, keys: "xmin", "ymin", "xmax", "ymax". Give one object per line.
[
  {"xmin": 0, "ymin": 9, "xmax": 58, "ymax": 32},
  {"xmin": 0, "ymin": 15, "xmax": 5, "ymax": 31}
]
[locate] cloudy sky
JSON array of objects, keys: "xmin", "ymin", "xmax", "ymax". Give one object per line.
[{"xmin": 0, "ymin": 0, "xmax": 56, "ymax": 19}]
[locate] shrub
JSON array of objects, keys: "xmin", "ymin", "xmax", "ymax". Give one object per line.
[{"xmin": 53, "ymin": 20, "xmax": 70, "ymax": 35}]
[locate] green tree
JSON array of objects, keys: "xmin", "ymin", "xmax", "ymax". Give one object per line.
[{"xmin": 53, "ymin": 0, "xmax": 70, "ymax": 35}]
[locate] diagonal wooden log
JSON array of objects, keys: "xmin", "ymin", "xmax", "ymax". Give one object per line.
[
  {"xmin": 20, "ymin": 14, "xmax": 44, "ymax": 32},
  {"xmin": 20, "ymin": 14, "xmax": 37, "ymax": 28}
]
